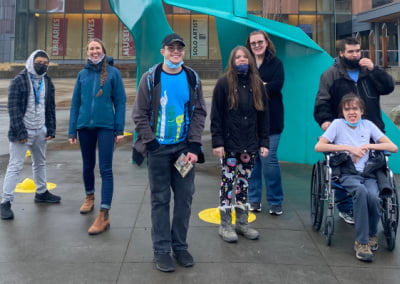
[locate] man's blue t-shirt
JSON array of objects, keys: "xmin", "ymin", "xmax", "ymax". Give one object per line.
[
  {"xmin": 155, "ymin": 70, "xmax": 190, "ymax": 144},
  {"xmin": 347, "ymin": 69, "xmax": 360, "ymax": 82}
]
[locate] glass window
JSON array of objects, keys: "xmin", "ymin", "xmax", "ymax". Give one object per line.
[
  {"xmin": 317, "ymin": 0, "xmax": 333, "ymax": 13},
  {"xmin": 299, "ymin": 0, "xmax": 316, "ymax": 11},
  {"xmin": 335, "ymin": 0, "xmax": 352, "ymax": 12},
  {"xmin": 102, "ymin": 0, "xmax": 113, "ymax": 13},
  {"xmin": 85, "ymin": 0, "xmax": 101, "ymax": 11},
  {"xmin": 248, "ymin": 0, "xmax": 262, "ymax": 15},
  {"xmin": 47, "ymin": 0, "xmax": 65, "ymax": 13},
  {"xmin": 65, "ymin": 0, "xmax": 83, "ymax": 13},
  {"xmin": 65, "ymin": 14, "xmax": 83, "ymax": 59},
  {"xmin": 32, "ymin": 0, "xmax": 46, "ymax": 10},
  {"xmin": 102, "ymin": 14, "xmax": 118, "ymax": 58}
]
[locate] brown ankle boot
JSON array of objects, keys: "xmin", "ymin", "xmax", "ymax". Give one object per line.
[
  {"xmin": 88, "ymin": 209, "xmax": 110, "ymax": 235},
  {"xmin": 80, "ymin": 194, "xmax": 94, "ymax": 214}
]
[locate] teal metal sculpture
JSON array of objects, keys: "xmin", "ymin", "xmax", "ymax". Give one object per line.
[{"xmin": 109, "ymin": 0, "xmax": 400, "ymax": 173}]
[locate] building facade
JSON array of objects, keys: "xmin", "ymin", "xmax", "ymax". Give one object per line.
[{"xmin": 0, "ymin": 0, "xmax": 398, "ymax": 66}]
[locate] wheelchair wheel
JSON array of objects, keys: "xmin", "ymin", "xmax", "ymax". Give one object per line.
[
  {"xmin": 382, "ymin": 184, "xmax": 398, "ymax": 251},
  {"xmin": 311, "ymin": 161, "xmax": 324, "ymax": 232},
  {"xmin": 324, "ymin": 216, "xmax": 334, "ymax": 246}
]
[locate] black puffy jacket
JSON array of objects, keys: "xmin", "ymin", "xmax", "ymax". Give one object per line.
[{"xmin": 211, "ymin": 73, "xmax": 269, "ymax": 153}]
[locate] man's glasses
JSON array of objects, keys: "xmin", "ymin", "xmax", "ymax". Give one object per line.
[
  {"xmin": 166, "ymin": 45, "xmax": 184, "ymax": 52},
  {"xmin": 250, "ymin": 40, "xmax": 265, "ymax": 47}
]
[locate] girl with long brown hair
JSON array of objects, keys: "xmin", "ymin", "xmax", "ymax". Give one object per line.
[{"xmin": 210, "ymin": 45, "xmax": 270, "ymax": 243}]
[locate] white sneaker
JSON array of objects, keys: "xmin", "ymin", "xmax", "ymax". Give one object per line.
[{"xmin": 339, "ymin": 211, "xmax": 355, "ymax": 224}]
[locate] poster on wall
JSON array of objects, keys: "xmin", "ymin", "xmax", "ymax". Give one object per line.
[
  {"xmin": 87, "ymin": 18, "xmax": 102, "ymax": 42},
  {"xmin": 121, "ymin": 25, "xmax": 136, "ymax": 57},
  {"xmin": 191, "ymin": 15, "xmax": 208, "ymax": 57},
  {"xmin": 51, "ymin": 18, "xmax": 67, "ymax": 56}
]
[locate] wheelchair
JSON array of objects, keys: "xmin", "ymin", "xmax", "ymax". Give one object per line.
[{"xmin": 310, "ymin": 151, "xmax": 399, "ymax": 250}]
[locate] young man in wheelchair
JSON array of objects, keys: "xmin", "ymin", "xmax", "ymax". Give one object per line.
[{"xmin": 315, "ymin": 94, "xmax": 398, "ymax": 262}]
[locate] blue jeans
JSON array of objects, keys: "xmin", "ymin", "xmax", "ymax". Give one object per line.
[
  {"xmin": 336, "ymin": 187, "xmax": 353, "ymax": 213},
  {"xmin": 78, "ymin": 128, "xmax": 115, "ymax": 209},
  {"xmin": 339, "ymin": 175, "xmax": 381, "ymax": 244},
  {"xmin": 248, "ymin": 134, "xmax": 283, "ymax": 206},
  {"xmin": 147, "ymin": 142, "xmax": 195, "ymax": 254}
]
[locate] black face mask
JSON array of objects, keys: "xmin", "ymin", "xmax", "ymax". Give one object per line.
[
  {"xmin": 342, "ymin": 57, "xmax": 360, "ymax": 69},
  {"xmin": 34, "ymin": 63, "xmax": 48, "ymax": 75}
]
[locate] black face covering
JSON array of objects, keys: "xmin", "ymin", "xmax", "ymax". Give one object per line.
[
  {"xmin": 34, "ymin": 63, "xmax": 48, "ymax": 75},
  {"xmin": 342, "ymin": 57, "xmax": 360, "ymax": 69}
]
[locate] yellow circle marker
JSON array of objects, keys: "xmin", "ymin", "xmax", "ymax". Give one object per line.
[
  {"xmin": 198, "ymin": 207, "xmax": 256, "ymax": 224},
  {"xmin": 15, "ymin": 178, "xmax": 57, "ymax": 193}
]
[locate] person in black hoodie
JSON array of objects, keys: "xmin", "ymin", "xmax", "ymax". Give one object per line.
[
  {"xmin": 211, "ymin": 45, "xmax": 269, "ymax": 243},
  {"xmin": 246, "ymin": 30, "xmax": 285, "ymax": 216}
]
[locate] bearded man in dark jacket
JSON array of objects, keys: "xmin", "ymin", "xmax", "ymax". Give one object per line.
[{"xmin": 313, "ymin": 37, "xmax": 395, "ymax": 225}]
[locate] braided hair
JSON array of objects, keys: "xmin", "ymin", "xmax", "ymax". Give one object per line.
[{"xmin": 86, "ymin": 38, "xmax": 108, "ymax": 96}]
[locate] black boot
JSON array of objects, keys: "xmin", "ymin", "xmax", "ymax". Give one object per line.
[{"xmin": 1, "ymin": 201, "xmax": 14, "ymax": 220}]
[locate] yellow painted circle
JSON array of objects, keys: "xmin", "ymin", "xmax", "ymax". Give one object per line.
[
  {"xmin": 198, "ymin": 207, "xmax": 256, "ymax": 224},
  {"xmin": 15, "ymin": 178, "xmax": 57, "ymax": 193}
]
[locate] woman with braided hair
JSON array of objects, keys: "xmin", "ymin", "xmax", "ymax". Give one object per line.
[{"xmin": 68, "ymin": 38, "xmax": 126, "ymax": 235}]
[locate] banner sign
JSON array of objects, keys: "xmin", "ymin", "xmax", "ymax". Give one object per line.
[
  {"xmin": 87, "ymin": 18, "xmax": 102, "ymax": 42},
  {"xmin": 121, "ymin": 25, "xmax": 135, "ymax": 57},
  {"xmin": 51, "ymin": 18, "xmax": 67, "ymax": 56},
  {"xmin": 191, "ymin": 16, "xmax": 208, "ymax": 57}
]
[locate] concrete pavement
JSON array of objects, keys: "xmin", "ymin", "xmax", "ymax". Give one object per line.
[{"xmin": 0, "ymin": 78, "xmax": 400, "ymax": 283}]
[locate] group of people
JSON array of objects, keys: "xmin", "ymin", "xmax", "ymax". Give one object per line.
[
  {"xmin": 0, "ymin": 31, "xmax": 396, "ymax": 272},
  {"xmin": 0, "ymin": 39, "xmax": 127, "ymax": 238}
]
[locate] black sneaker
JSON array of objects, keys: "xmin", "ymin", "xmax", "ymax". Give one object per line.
[
  {"xmin": 34, "ymin": 190, "xmax": 61, "ymax": 203},
  {"xmin": 269, "ymin": 205, "xmax": 283, "ymax": 215},
  {"xmin": 154, "ymin": 253, "xmax": 175, "ymax": 272},
  {"xmin": 249, "ymin": 202, "xmax": 262, "ymax": 212},
  {"xmin": 1, "ymin": 201, "xmax": 14, "ymax": 220},
  {"xmin": 173, "ymin": 250, "xmax": 194, "ymax": 267}
]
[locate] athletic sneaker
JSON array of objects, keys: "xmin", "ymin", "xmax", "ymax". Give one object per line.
[
  {"xmin": 269, "ymin": 205, "xmax": 283, "ymax": 215},
  {"xmin": 369, "ymin": 236, "xmax": 379, "ymax": 251},
  {"xmin": 338, "ymin": 211, "xmax": 355, "ymax": 225},
  {"xmin": 249, "ymin": 202, "xmax": 262, "ymax": 212},
  {"xmin": 354, "ymin": 241, "xmax": 373, "ymax": 262}
]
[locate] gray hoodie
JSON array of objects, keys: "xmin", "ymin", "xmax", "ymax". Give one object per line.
[{"xmin": 23, "ymin": 50, "xmax": 49, "ymax": 130}]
